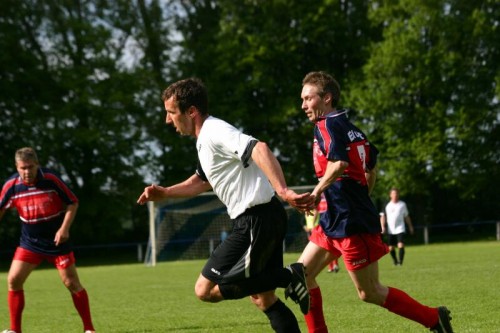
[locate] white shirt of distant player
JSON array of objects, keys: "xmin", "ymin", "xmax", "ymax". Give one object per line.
[
  {"xmin": 197, "ymin": 116, "xmax": 274, "ymax": 219},
  {"xmin": 384, "ymin": 200, "xmax": 409, "ymax": 234}
]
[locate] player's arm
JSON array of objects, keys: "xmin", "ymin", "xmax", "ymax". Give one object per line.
[
  {"xmin": 137, "ymin": 173, "xmax": 212, "ymax": 205},
  {"xmin": 55, "ymin": 202, "xmax": 78, "ymax": 246},
  {"xmin": 311, "ymin": 159, "xmax": 348, "ymax": 204},
  {"xmin": 250, "ymin": 141, "xmax": 313, "ymax": 210},
  {"xmin": 405, "ymin": 215, "xmax": 414, "ymax": 235},
  {"xmin": 380, "ymin": 212, "xmax": 386, "ymax": 234},
  {"xmin": 365, "ymin": 166, "xmax": 377, "ymax": 195}
]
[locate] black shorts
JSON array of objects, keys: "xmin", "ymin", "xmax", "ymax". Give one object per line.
[
  {"xmin": 387, "ymin": 232, "xmax": 405, "ymax": 246},
  {"xmin": 201, "ymin": 196, "xmax": 287, "ymax": 285}
]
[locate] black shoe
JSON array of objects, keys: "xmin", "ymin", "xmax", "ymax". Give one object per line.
[
  {"xmin": 430, "ymin": 306, "xmax": 453, "ymax": 333},
  {"xmin": 284, "ymin": 263, "xmax": 310, "ymax": 314}
]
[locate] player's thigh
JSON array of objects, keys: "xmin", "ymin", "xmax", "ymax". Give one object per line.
[
  {"xmin": 298, "ymin": 241, "xmax": 335, "ymax": 278},
  {"xmin": 201, "ymin": 226, "xmax": 251, "ymax": 284},
  {"xmin": 58, "ymin": 263, "xmax": 79, "ymax": 281},
  {"xmin": 8, "ymin": 260, "xmax": 38, "ymax": 289},
  {"xmin": 388, "ymin": 234, "xmax": 398, "ymax": 246},
  {"xmin": 396, "ymin": 233, "xmax": 405, "ymax": 247}
]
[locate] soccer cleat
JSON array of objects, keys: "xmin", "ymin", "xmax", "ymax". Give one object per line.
[
  {"xmin": 430, "ymin": 306, "xmax": 453, "ymax": 333},
  {"xmin": 1, "ymin": 330, "xmax": 17, "ymax": 333},
  {"xmin": 284, "ymin": 263, "xmax": 310, "ymax": 315}
]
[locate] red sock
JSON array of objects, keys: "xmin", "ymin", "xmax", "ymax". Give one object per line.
[
  {"xmin": 71, "ymin": 289, "xmax": 95, "ymax": 331},
  {"xmin": 8, "ymin": 290, "xmax": 24, "ymax": 333},
  {"xmin": 304, "ymin": 287, "xmax": 328, "ymax": 333},
  {"xmin": 382, "ymin": 287, "xmax": 439, "ymax": 328}
]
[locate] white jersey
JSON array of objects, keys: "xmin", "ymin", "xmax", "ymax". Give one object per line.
[
  {"xmin": 196, "ymin": 116, "xmax": 274, "ymax": 219},
  {"xmin": 384, "ymin": 200, "xmax": 409, "ymax": 234}
]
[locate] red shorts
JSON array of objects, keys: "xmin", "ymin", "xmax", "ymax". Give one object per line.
[
  {"xmin": 310, "ymin": 225, "xmax": 388, "ymax": 271},
  {"xmin": 13, "ymin": 247, "xmax": 76, "ymax": 269}
]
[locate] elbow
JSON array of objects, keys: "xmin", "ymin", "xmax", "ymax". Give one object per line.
[{"xmin": 253, "ymin": 141, "xmax": 270, "ymax": 155}]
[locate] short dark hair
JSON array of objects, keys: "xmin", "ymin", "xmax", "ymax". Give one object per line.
[
  {"xmin": 302, "ymin": 71, "xmax": 341, "ymax": 107},
  {"xmin": 161, "ymin": 78, "xmax": 208, "ymax": 115}
]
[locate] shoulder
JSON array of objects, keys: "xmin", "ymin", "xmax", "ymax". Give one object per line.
[
  {"xmin": 205, "ymin": 116, "xmax": 234, "ymax": 129},
  {"xmin": 39, "ymin": 167, "xmax": 63, "ymax": 180},
  {"xmin": 1, "ymin": 173, "xmax": 19, "ymax": 193},
  {"xmin": 3, "ymin": 172, "xmax": 19, "ymax": 184},
  {"xmin": 201, "ymin": 116, "xmax": 238, "ymax": 137}
]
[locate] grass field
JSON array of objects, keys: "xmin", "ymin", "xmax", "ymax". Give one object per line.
[{"xmin": 0, "ymin": 241, "xmax": 498, "ymax": 332}]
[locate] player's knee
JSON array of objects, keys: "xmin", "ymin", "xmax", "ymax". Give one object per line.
[
  {"xmin": 357, "ymin": 287, "xmax": 386, "ymax": 305},
  {"xmin": 7, "ymin": 275, "xmax": 23, "ymax": 290},
  {"xmin": 357, "ymin": 289, "xmax": 377, "ymax": 304},
  {"xmin": 62, "ymin": 278, "xmax": 82, "ymax": 293},
  {"xmin": 250, "ymin": 293, "xmax": 276, "ymax": 311},
  {"xmin": 194, "ymin": 282, "xmax": 212, "ymax": 302}
]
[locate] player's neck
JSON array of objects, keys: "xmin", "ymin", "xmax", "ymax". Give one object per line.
[{"xmin": 194, "ymin": 114, "xmax": 210, "ymax": 138}]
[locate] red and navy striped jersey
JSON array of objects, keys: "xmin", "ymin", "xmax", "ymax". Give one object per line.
[
  {"xmin": 313, "ymin": 110, "xmax": 381, "ymax": 238},
  {"xmin": 0, "ymin": 167, "xmax": 78, "ymax": 255}
]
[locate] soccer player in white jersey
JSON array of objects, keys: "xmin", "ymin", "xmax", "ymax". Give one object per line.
[
  {"xmin": 137, "ymin": 78, "xmax": 314, "ymax": 332},
  {"xmin": 380, "ymin": 187, "xmax": 414, "ymax": 265}
]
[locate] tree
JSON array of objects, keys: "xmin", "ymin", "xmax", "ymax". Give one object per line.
[
  {"xmin": 346, "ymin": 0, "xmax": 500, "ymax": 223},
  {"xmin": 0, "ymin": 0, "xmax": 175, "ymax": 244},
  {"xmin": 172, "ymin": 0, "xmax": 378, "ymax": 184}
]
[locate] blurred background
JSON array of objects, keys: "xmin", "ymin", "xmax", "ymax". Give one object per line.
[{"xmin": 0, "ymin": 0, "xmax": 498, "ymax": 266}]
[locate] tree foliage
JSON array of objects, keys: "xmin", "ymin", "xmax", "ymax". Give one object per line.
[
  {"xmin": 346, "ymin": 0, "xmax": 500, "ymax": 222},
  {"xmin": 172, "ymin": 0, "xmax": 377, "ymax": 184},
  {"xmin": 0, "ymin": 0, "xmax": 172, "ymax": 244},
  {"xmin": 0, "ymin": 0, "xmax": 497, "ymax": 248}
]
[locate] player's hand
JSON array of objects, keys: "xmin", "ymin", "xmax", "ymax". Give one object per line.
[
  {"xmin": 54, "ymin": 228, "xmax": 69, "ymax": 246},
  {"xmin": 282, "ymin": 189, "xmax": 315, "ymax": 212},
  {"xmin": 137, "ymin": 184, "xmax": 166, "ymax": 205}
]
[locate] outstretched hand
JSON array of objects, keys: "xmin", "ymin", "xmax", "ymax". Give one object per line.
[
  {"xmin": 281, "ymin": 189, "xmax": 315, "ymax": 214},
  {"xmin": 137, "ymin": 184, "xmax": 165, "ymax": 205}
]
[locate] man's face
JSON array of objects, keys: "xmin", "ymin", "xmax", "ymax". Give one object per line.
[
  {"xmin": 164, "ymin": 96, "xmax": 194, "ymax": 136},
  {"xmin": 390, "ymin": 190, "xmax": 399, "ymax": 202},
  {"xmin": 16, "ymin": 159, "xmax": 38, "ymax": 185},
  {"xmin": 301, "ymin": 84, "xmax": 328, "ymax": 123}
]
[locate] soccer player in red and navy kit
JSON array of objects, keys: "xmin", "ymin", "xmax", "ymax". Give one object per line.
[
  {"xmin": 297, "ymin": 71, "xmax": 453, "ymax": 333},
  {"xmin": 0, "ymin": 147, "xmax": 95, "ymax": 333}
]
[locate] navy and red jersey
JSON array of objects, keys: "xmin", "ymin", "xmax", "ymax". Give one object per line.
[
  {"xmin": 0, "ymin": 167, "xmax": 78, "ymax": 255},
  {"xmin": 313, "ymin": 110, "xmax": 381, "ymax": 238}
]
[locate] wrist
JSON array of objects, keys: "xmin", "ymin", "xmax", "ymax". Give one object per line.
[{"xmin": 277, "ymin": 187, "xmax": 288, "ymax": 200}]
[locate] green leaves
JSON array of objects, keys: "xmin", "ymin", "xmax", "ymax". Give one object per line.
[{"xmin": 1, "ymin": 0, "xmax": 497, "ymax": 246}]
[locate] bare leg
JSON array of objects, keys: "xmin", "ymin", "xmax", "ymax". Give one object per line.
[{"xmin": 58, "ymin": 264, "xmax": 95, "ymax": 332}]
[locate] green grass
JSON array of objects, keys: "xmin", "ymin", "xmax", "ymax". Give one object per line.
[{"xmin": 0, "ymin": 241, "xmax": 498, "ymax": 332}]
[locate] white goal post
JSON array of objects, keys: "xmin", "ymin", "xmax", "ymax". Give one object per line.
[{"xmin": 144, "ymin": 186, "xmax": 314, "ymax": 267}]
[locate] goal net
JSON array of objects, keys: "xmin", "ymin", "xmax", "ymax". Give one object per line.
[{"xmin": 144, "ymin": 186, "xmax": 313, "ymax": 266}]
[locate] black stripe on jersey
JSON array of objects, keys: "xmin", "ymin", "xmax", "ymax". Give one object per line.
[
  {"xmin": 196, "ymin": 160, "xmax": 208, "ymax": 181},
  {"xmin": 242, "ymin": 139, "xmax": 258, "ymax": 168}
]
